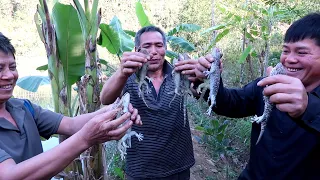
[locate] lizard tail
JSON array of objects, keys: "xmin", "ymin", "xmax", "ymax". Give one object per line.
[
  {"xmin": 255, "ymin": 125, "xmax": 265, "ymax": 145},
  {"xmin": 169, "ymin": 93, "xmax": 177, "ymax": 108}
]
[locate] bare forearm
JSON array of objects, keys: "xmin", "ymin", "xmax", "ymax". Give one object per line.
[
  {"xmin": 100, "ymin": 69, "xmax": 128, "ymax": 105},
  {"xmin": 0, "ymin": 133, "xmax": 89, "ymax": 180}
]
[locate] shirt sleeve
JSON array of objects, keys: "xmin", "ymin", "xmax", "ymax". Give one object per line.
[
  {"xmin": 0, "ymin": 148, "xmax": 11, "ymax": 163},
  {"xmin": 29, "ymin": 101, "xmax": 63, "ymax": 139},
  {"xmin": 212, "ymin": 77, "xmax": 264, "ymax": 118},
  {"xmin": 300, "ymin": 91, "xmax": 320, "ymax": 132}
]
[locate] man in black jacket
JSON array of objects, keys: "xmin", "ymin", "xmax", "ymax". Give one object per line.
[{"xmin": 191, "ymin": 13, "xmax": 320, "ymax": 179}]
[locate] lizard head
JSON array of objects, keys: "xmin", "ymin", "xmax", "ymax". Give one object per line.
[{"xmin": 271, "ymin": 63, "xmax": 287, "ymax": 76}]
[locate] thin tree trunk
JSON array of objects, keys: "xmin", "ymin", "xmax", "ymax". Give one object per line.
[
  {"xmin": 263, "ymin": 20, "xmax": 272, "ymax": 76},
  {"xmin": 211, "ymin": 0, "xmax": 216, "ymax": 39},
  {"xmin": 239, "ymin": 28, "xmax": 246, "ymax": 85}
]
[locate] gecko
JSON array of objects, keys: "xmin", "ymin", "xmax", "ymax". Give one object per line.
[
  {"xmin": 251, "ymin": 63, "xmax": 287, "ymax": 145},
  {"xmin": 135, "ymin": 48, "xmax": 152, "ymax": 108},
  {"xmin": 201, "ymin": 47, "xmax": 223, "ymax": 116},
  {"xmin": 114, "ymin": 92, "xmax": 144, "ymax": 160}
]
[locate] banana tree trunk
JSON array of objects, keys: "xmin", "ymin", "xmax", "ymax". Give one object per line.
[
  {"xmin": 74, "ymin": 2, "xmax": 105, "ymax": 178},
  {"xmin": 77, "ymin": 37, "xmax": 103, "ymax": 180},
  {"xmin": 36, "ymin": 0, "xmax": 82, "ymax": 179}
]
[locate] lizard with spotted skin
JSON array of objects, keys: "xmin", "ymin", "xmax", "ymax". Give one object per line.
[
  {"xmin": 114, "ymin": 92, "xmax": 144, "ymax": 160},
  {"xmin": 135, "ymin": 48, "xmax": 152, "ymax": 108},
  {"xmin": 251, "ymin": 63, "xmax": 287, "ymax": 144},
  {"xmin": 170, "ymin": 53, "xmax": 192, "ymax": 126},
  {"xmin": 198, "ymin": 47, "xmax": 222, "ymax": 116}
]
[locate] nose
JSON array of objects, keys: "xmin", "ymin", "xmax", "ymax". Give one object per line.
[
  {"xmin": 149, "ymin": 45, "xmax": 157, "ymax": 55},
  {"xmin": 283, "ymin": 52, "xmax": 298, "ymax": 64},
  {"xmin": 1, "ymin": 68, "xmax": 15, "ymax": 80}
]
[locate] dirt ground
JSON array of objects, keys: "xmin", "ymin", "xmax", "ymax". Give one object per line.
[{"xmin": 189, "ymin": 121, "xmax": 225, "ymax": 180}]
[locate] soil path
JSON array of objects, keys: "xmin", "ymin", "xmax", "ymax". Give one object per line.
[{"xmin": 189, "ymin": 120, "xmax": 224, "ymax": 180}]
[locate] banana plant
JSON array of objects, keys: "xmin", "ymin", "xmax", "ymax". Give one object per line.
[
  {"xmin": 35, "ymin": 0, "xmax": 85, "ymax": 179},
  {"xmin": 72, "ymin": 0, "xmax": 106, "ymax": 179},
  {"xmin": 97, "ymin": 1, "xmax": 200, "ymax": 61}
]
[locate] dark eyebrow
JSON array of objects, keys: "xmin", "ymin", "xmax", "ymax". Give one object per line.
[{"xmin": 282, "ymin": 45, "xmax": 310, "ymax": 50}]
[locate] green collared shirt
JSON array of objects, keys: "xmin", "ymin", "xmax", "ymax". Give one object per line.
[{"xmin": 0, "ymin": 98, "xmax": 63, "ymax": 163}]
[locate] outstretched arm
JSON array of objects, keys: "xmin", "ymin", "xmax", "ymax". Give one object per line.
[
  {"xmin": 58, "ymin": 103, "xmax": 142, "ymax": 136},
  {"xmin": 0, "ymin": 110, "xmax": 132, "ymax": 180}
]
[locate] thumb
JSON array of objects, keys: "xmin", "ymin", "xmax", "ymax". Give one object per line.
[{"xmin": 266, "ymin": 66, "xmax": 273, "ymax": 76}]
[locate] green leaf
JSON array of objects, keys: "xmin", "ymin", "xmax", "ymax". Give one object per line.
[
  {"xmin": 167, "ymin": 24, "xmax": 201, "ymax": 36},
  {"xmin": 215, "ymin": 28, "xmax": 230, "ymax": 43},
  {"xmin": 233, "ymin": 15, "xmax": 242, "ymax": 22},
  {"xmin": 195, "ymin": 126, "xmax": 205, "ymax": 131},
  {"xmin": 73, "ymin": 0, "xmax": 88, "ymax": 37},
  {"xmin": 36, "ymin": 64, "xmax": 48, "ymax": 71},
  {"xmin": 98, "ymin": 23, "xmax": 120, "ymax": 54},
  {"xmin": 251, "ymin": 50, "xmax": 258, "ymax": 58},
  {"xmin": 99, "ymin": 59, "xmax": 108, "ymax": 66},
  {"xmin": 218, "ymin": 124, "xmax": 228, "ymax": 134},
  {"xmin": 200, "ymin": 24, "xmax": 227, "ymax": 35},
  {"xmin": 109, "ymin": 16, "xmax": 135, "ymax": 55},
  {"xmin": 216, "ymin": 133, "xmax": 224, "ymax": 143},
  {"xmin": 217, "ymin": 4, "xmax": 226, "ymax": 13},
  {"xmin": 211, "ymin": 120, "xmax": 219, "ymax": 129},
  {"xmin": 34, "ymin": 12, "xmax": 45, "ymax": 43},
  {"xmin": 245, "ymin": 32, "xmax": 255, "ymax": 41},
  {"xmin": 113, "ymin": 167, "xmax": 125, "ymax": 180},
  {"xmin": 52, "ymin": 3, "xmax": 85, "ymax": 86},
  {"xmin": 17, "ymin": 76, "xmax": 50, "ymax": 92},
  {"xmin": 250, "ymin": 29, "xmax": 259, "ymax": 36},
  {"xmin": 124, "ymin": 30, "xmax": 136, "ymax": 37},
  {"xmin": 167, "ymin": 36, "xmax": 195, "ymax": 52},
  {"xmin": 135, "ymin": 1, "xmax": 151, "ymax": 27},
  {"xmin": 238, "ymin": 45, "xmax": 252, "ymax": 63},
  {"xmin": 165, "ymin": 50, "xmax": 178, "ymax": 59},
  {"xmin": 205, "ymin": 28, "xmax": 230, "ymax": 52}
]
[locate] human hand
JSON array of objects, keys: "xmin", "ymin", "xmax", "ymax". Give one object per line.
[
  {"xmin": 78, "ymin": 109, "xmax": 132, "ymax": 147},
  {"xmin": 119, "ymin": 51, "xmax": 149, "ymax": 78},
  {"xmin": 194, "ymin": 54, "xmax": 223, "ymax": 80},
  {"xmin": 174, "ymin": 59, "xmax": 198, "ymax": 82},
  {"xmin": 128, "ymin": 103, "xmax": 142, "ymax": 125},
  {"xmin": 257, "ymin": 75, "xmax": 308, "ymax": 118}
]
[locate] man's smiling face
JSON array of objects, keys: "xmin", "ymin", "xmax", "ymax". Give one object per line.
[
  {"xmin": 280, "ymin": 38, "xmax": 320, "ymax": 91},
  {"xmin": 0, "ymin": 51, "xmax": 18, "ymax": 103}
]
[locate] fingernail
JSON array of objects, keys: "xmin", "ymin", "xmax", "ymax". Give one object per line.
[{"xmin": 257, "ymin": 81, "xmax": 262, "ymax": 86}]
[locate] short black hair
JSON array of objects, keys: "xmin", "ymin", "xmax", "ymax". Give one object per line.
[
  {"xmin": 284, "ymin": 12, "xmax": 320, "ymax": 46},
  {"xmin": 134, "ymin": 26, "xmax": 167, "ymax": 48}
]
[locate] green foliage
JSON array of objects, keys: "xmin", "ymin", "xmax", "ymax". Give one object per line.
[
  {"xmin": 167, "ymin": 24, "xmax": 201, "ymax": 36},
  {"xmin": 135, "ymin": 1, "xmax": 152, "ymax": 27},
  {"xmin": 238, "ymin": 45, "xmax": 252, "ymax": 64},
  {"xmin": 167, "ymin": 36, "xmax": 195, "ymax": 52},
  {"xmin": 98, "ymin": 23, "xmax": 121, "ymax": 55},
  {"xmin": 109, "ymin": 16, "xmax": 135, "ymax": 54},
  {"xmin": 52, "ymin": 2, "xmax": 85, "ymax": 86}
]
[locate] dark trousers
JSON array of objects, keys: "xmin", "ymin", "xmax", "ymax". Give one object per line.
[{"xmin": 126, "ymin": 169, "xmax": 190, "ymax": 180}]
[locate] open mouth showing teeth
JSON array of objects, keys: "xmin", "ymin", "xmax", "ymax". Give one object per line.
[
  {"xmin": 287, "ymin": 68, "xmax": 301, "ymax": 72},
  {"xmin": 0, "ymin": 85, "xmax": 12, "ymax": 89}
]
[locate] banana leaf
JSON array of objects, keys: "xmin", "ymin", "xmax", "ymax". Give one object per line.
[
  {"xmin": 52, "ymin": 2, "xmax": 85, "ymax": 86},
  {"xmin": 109, "ymin": 16, "xmax": 134, "ymax": 54}
]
